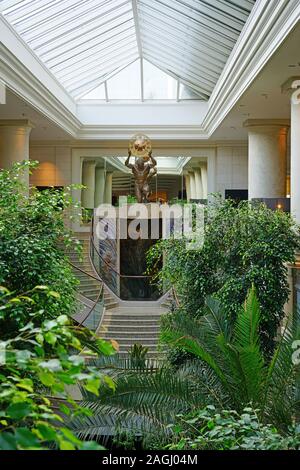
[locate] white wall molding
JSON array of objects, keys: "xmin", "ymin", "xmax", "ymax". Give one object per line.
[
  {"xmin": 203, "ymin": 0, "xmax": 300, "ymax": 135},
  {"xmin": 1, "ymin": 1, "xmax": 300, "ymax": 140},
  {"xmin": 76, "ymin": 125, "xmax": 208, "ymax": 141},
  {"xmin": 30, "ymin": 139, "xmax": 248, "ymax": 149},
  {"xmin": 0, "ymin": 44, "xmax": 80, "ymax": 137}
]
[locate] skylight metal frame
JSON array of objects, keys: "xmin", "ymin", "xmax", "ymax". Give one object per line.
[{"xmin": 1, "ymin": 0, "xmax": 255, "ymax": 102}]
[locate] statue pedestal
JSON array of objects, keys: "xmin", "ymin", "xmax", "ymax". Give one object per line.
[{"xmin": 93, "ymin": 204, "xmax": 162, "ymax": 301}]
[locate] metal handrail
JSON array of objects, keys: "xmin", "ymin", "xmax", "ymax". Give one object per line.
[
  {"xmin": 172, "ymin": 286, "xmax": 181, "ymax": 309},
  {"xmin": 90, "ymin": 234, "xmax": 152, "ymax": 280},
  {"xmin": 70, "ymin": 259, "xmax": 104, "ymax": 330},
  {"xmin": 77, "ymin": 283, "xmax": 103, "ymax": 328},
  {"xmin": 90, "ymin": 215, "xmax": 162, "ymax": 301}
]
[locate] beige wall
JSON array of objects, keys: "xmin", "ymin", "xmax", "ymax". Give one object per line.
[
  {"xmin": 215, "ymin": 145, "xmax": 248, "ymax": 196},
  {"xmin": 30, "ymin": 144, "xmax": 72, "ymax": 186},
  {"xmin": 29, "ymin": 142, "xmax": 248, "ymax": 196}
]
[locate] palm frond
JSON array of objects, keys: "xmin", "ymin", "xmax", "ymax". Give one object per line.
[{"xmin": 263, "ymin": 322, "xmax": 300, "ymax": 429}]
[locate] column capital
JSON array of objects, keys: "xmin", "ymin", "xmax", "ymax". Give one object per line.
[
  {"xmin": 0, "ymin": 119, "xmax": 34, "ymax": 133},
  {"xmin": 243, "ymin": 119, "xmax": 290, "ymax": 130},
  {"xmin": 83, "ymin": 159, "xmax": 96, "ymax": 166},
  {"xmin": 291, "ymin": 80, "xmax": 300, "ymax": 106},
  {"xmin": 281, "ymin": 76, "xmax": 300, "ymax": 95}
]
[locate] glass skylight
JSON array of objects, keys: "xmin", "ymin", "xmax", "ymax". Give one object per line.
[
  {"xmin": 80, "ymin": 58, "xmax": 184, "ymax": 101},
  {"xmin": 108, "ymin": 59, "xmax": 141, "ymax": 100},
  {"xmin": 83, "ymin": 83, "xmax": 106, "ymax": 100},
  {"xmin": 143, "ymin": 60, "xmax": 177, "ymax": 100},
  {"xmin": 1, "ymin": 0, "xmax": 255, "ymax": 101}
]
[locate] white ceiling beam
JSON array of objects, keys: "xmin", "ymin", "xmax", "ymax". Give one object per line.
[
  {"xmin": 0, "ymin": 0, "xmax": 24, "ymax": 13},
  {"xmin": 176, "ymin": 80, "xmax": 180, "ymax": 103},
  {"xmin": 140, "ymin": 57, "xmax": 144, "ymax": 102},
  {"xmin": 0, "ymin": 80, "xmax": 6, "ymax": 104},
  {"xmin": 104, "ymin": 81, "xmax": 109, "ymax": 103},
  {"xmin": 131, "ymin": 0, "xmax": 143, "ymax": 57}
]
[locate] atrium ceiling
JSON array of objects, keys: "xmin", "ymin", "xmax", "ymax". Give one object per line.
[{"xmin": 0, "ymin": 0, "xmax": 255, "ymax": 101}]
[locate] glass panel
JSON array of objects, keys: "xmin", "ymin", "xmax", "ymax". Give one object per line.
[
  {"xmin": 81, "ymin": 83, "xmax": 106, "ymax": 100},
  {"xmin": 179, "ymin": 83, "xmax": 201, "ymax": 100},
  {"xmin": 65, "ymin": 50, "xmax": 138, "ymax": 90},
  {"xmin": 54, "ymin": 35, "xmax": 137, "ymax": 80},
  {"xmin": 143, "ymin": 59, "xmax": 177, "ymax": 100},
  {"xmin": 107, "ymin": 59, "xmax": 141, "ymax": 99}
]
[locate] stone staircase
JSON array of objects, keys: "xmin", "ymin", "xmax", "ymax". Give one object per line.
[
  {"xmin": 66, "ymin": 231, "xmax": 171, "ymax": 357},
  {"xmin": 66, "ymin": 232, "xmax": 118, "ymax": 310},
  {"xmin": 98, "ymin": 300, "xmax": 168, "ymax": 357}
]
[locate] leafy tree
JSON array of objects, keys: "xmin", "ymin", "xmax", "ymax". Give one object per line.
[
  {"xmin": 0, "ymin": 161, "xmax": 82, "ymax": 337},
  {"xmin": 69, "ymin": 289, "xmax": 300, "ymax": 447},
  {"xmin": 0, "ymin": 287, "xmax": 116, "ymax": 450},
  {"xmin": 0, "ymin": 162, "xmax": 116, "ymax": 450},
  {"xmin": 147, "ymin": 197, "xmax": 300, "ymax": 352}
]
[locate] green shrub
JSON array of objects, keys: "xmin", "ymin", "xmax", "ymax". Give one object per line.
[
  {"xmin": 148, "ymin": 197, "xmax": 300, "ymax": 353},
  {"xmin": 0, "ymin": 161, "xmax": 81, "ymax": 337},
  {"xmin": 0, "ymin": 287, "xmax": 116, "ymax": 450},
  {"xmin": 0, "ymin": 162, "xmax": 117, "ymax": 450},
  {"xmin": 166, "ymin": 406, "xmax": 300, "ymax": 450},
  {"xmin": 69, "ymin": 289, "xmax": 300, "ymax": 445}
]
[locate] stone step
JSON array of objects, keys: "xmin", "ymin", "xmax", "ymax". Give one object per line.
[
  {"xmin": 82, "ymin": 293, "xmax": 99, "ymax": 301},
  {"xmin": 107, "ymin": 307, "xmax": 165, "ymax": 312},
  {"xmin": 100, "ymin": 324, "xmax": 160, "ymax": 331},
  {"xmin": 104, "ymin": 302, "xmax": 119, "ymax": 309},
  {"xmin": 75, "ymin": 273, "xmax": 98, "ymax": 280},
  {"xmin": 101, "ymin": 333, "xmax": 159, "ymax": 341},
  {"xmin": 102, "ymin": 323, "xmax": 160, "ymax": 328},
  {"xmin": 78, "ymin": 281, "xmax": 100, "ymax": 288},
  {"xmin": 81, "ymin": 286, "xmax": 101, "ymax": 292},
  {"xmin": 69, "ymin": 259, "xmax": 89, "ymax": 264},
  {"xmin": 117, "ymin": 345, "xmax": 159, "ymax": 352},
  {"xmin": 102, "ymin": 313, "xmax": 162, "ymax": 319}
]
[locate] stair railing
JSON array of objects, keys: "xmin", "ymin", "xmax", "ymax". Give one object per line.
[
  {"xmin": 89, "ymin": 217, "xmax": 161, "ymax": 301},
  {"xmin": 69, "ymin": 261, "xmax": 104, "ymax": 332}
]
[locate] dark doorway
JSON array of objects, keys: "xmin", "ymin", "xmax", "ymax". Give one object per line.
[{"xmin": 225, "ymin": 189, "xmax": 248, "ymax": 204}]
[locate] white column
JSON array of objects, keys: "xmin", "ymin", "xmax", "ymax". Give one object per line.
[
  {"xmin": 189, "ymin": 172, "xmax": 196, "ymax": 200},
  {"xmin": 94, "ymin": 167, "xmax": 105, "ymax": 207},
  {"xmin": 82, "ymin": 160, "xmax": 96, "ymax": 209},
  {"xmin": 185, "ymin": 174, "xmax": 191, "ymax": 201},
  {"xmin": 291, "ymin": 80, "xmax": 300, "ymax": 223},
  {"xmin": 0, "ymin": 119, "xmax": 33, "ymax": 187},
  {"xmin": 104, "ymin": 172, "xmax": 113, "ymax": 204},
  {"xmin": 244, "ymin": 119, "xmax": 289, "ymax": 200},
  {"xmin": 194, "ymin": 168, "xmax": 203, "ymax": 200},
  {"xmin": 207, "ymin": 151, "xmax": 216, "ymax": 201},
  {"xmin": 200, "ymin": 165, "xmax": 208, "ymax": 199}
]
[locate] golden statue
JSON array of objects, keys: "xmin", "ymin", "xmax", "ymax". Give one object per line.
[{"xmin": 125, "ymin": 150, "xmax": 157, "ymax": 203}]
